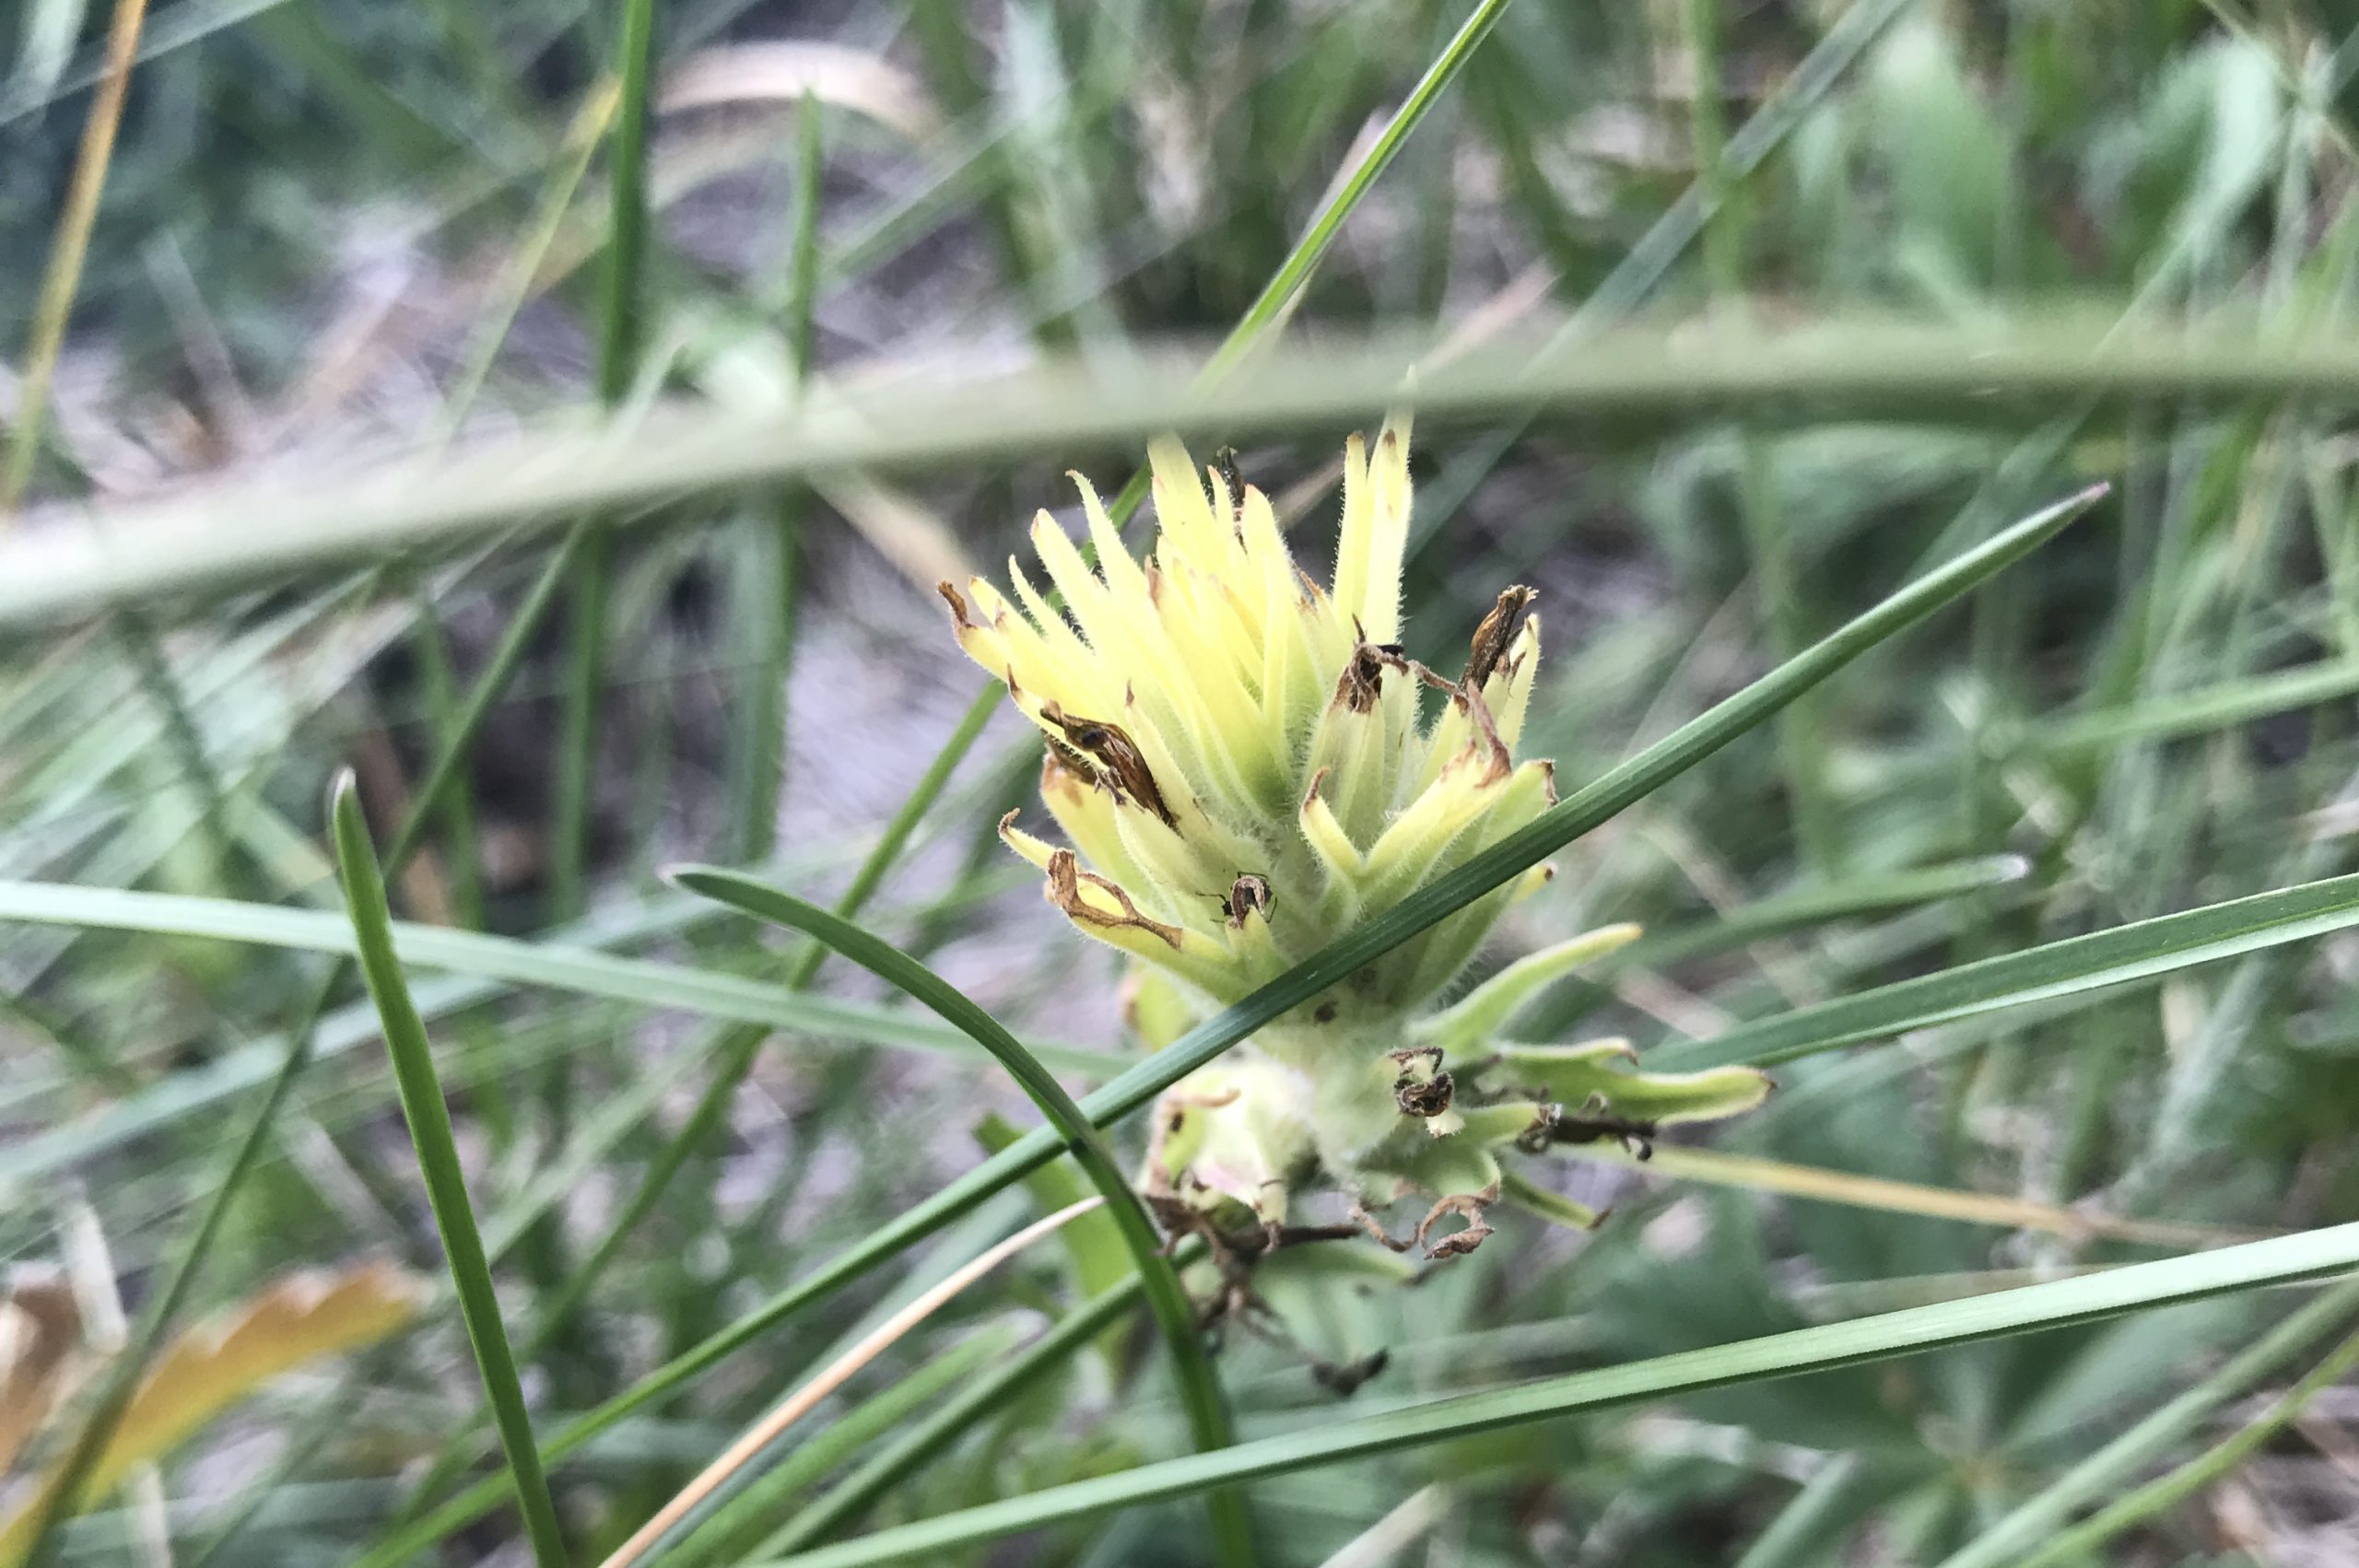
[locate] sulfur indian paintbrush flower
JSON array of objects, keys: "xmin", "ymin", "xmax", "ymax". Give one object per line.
[{"xmin": 940, "ymin": 413, "xmax": 1766, "ymax": 1260}]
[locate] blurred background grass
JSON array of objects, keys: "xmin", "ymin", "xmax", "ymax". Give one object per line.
[{"xmin": 6, "ymin": 0, "xmax": 2359, "ymax": 1563}]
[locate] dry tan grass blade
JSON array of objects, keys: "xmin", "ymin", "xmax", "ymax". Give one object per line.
[
  {"xmin": 661, "ymin": 42, "xmax": 941, "ymax": 140},
  {"xmin": 597, "ymin": 1197, "xmax": 1106, "ymax": 1568}
]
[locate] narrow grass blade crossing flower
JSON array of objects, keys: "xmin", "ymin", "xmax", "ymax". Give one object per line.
[{"xmin": 663, "ymin": 873, "xmax": 1257, "ymax": 1568}]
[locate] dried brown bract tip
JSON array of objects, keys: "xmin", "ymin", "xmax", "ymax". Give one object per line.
[
  {"xmin": 1047, "ymin": 848, "xmax": 1184, "ymax": 947},
  {"xmin": 1422, "ymin": 1220, "xmax": 1495, "ymax": 1261},
  {"xmin": 1040, "ymin": 700, "xmax": 1176, "ymax": 825},
  {"xmin": 937, "ymin": 579, "xmax": 976, "ymax": 629},
  {"xmin": 1463, "ymin": 585, "xmax": 1537, "ymax": 688},
  {"xmin": 1413, "ymin": 1186, "xmax": 1498, "ymax": 1260}
]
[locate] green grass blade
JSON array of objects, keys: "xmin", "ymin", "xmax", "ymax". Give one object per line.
[
  {"xmin": 1517, "ymin": 854, "xmax": 2030, "ymax": 1036},
  {"xmin": 1633, "ymin": 857, "xmax": 2031, "ymax": 971},
  {"xmin": 660, "ymin": 876, "xmax": 1256, "ymax": 1568},
  {"xmin": 549, "ymin": 523, "xmax": 610, "ymax": 924},
  {"xmin": 404, "ymin": 577, "xmax": 488, "ymax": 931},
  {"xmin": 745, "ymin": 1224, "xmax": 2359, "ymax": 1567},
  {"xmin": 328, "ymin": 772, "xmax": 565, "ymax": 1568},
  {"xmin": 0, "ymin": 876, "xmax": 1045, "ymax": 1196},
  {"xmin": 2010, "ymin": 657, "xmax": 2359, "ymax": 755},
  {"xmin": 0, "ymin": 880, "xmax": 1117, "ymax": 1081},
  {"xmin": 0, "ymin": 320, "xmax": 2216, "ymax": 630},
  {"xmin": 596, "ymin": 0, "xmax": 656, "ymax": 404},
  {"xmin": 386, "ymin": 526, "xmax": 592, "ymax": 878},
  {"xmin": 1729, "ymin": 1456, "xmax": 1884, "ymax": 1568},
  {"xmin": 1570, "ymin": 0, "xmax": 1917, "ymax": 330},
  {"xmin": 1203, "ymin": 0, "xmax": 1513, "ymax": 379},
  {"xmin": 437, "ymin": 81, "xmax": 620, "ymax": 441},
  {"xmin": 555, "ymin": 0, "xmax": 657, "ymax": 916},
  {"xmin": 731, "ymin": 92, "xmax": 821, "ymax": 863},
  {"xmin": 1, "ymin": 0, "xmax": 146, "ymax": 512},
  {"xmin": 1089, "ymin": 0, "xmax": 1511, "ymax": 526},
  {"xmin": 1655, "ymin": 871, "xmax": 2359, "ymax": 1071}
]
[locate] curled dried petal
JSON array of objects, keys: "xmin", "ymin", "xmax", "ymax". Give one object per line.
[{"xmin": 1046, "ymin": 848, "xmax": 1184, "ymax": 948}]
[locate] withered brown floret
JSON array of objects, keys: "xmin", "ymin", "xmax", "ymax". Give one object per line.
[
  {"xmin": 1224, "ymin": 873, "xmax": 1273, "ymax": 930},
  {"xmin": 1333, "ymin": 641, "xmax": 1407, "ymax": 715}
]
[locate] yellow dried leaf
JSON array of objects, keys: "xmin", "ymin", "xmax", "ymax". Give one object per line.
[
  {"xmin": 0, "ymin": 1276, "xmax": 84, "ymax": 1475},
  {"xmin": 0, "ymin": 1261, "xmax": 426, "ymax": 1564}
]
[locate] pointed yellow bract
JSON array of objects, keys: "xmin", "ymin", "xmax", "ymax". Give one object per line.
[{"xmin": 941, "ymin": 415, "xmax": 1765, "ymax": 1255}]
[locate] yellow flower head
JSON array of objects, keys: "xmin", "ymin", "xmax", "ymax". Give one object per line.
[
  {"xmin": 941, "ymin": 415, "xmax": 1767, "ymax": 1255},
  {"xmin": 939, "ymin": 412, "xmax": 1553, "ymax": 1025}
]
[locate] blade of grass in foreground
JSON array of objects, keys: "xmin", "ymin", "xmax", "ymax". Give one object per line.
[
  {"xmin": 1651, "ymin": 870, "xmax": 2359, "ymax": 1071},
  {"xmin": 352, "ymin": 483, "xmax": 2100, "ymax": 1562},
  {"xmin": 0, "ymin": 878, "xmax": 1118, "ymax": 1089},
  {"xmin": 0, "ymin": 322, "xmax": 2217, "ymax": 628},
  {"xmin": 743, "ymin": 1223, "xmax": 2359, "ymax": 1568},
  {"xmin": 657, "ymin": 885, "xmax": 1255, "ymax": 1568},
  {"xmin": 330, "ymin": 773, "xmax": 565, "ymax": 1568}
]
